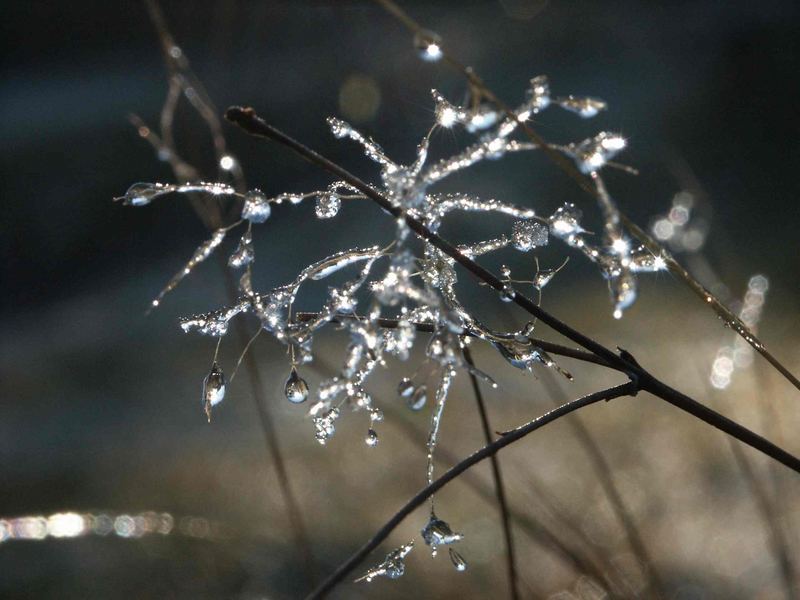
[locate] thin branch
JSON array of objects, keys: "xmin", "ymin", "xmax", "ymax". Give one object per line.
[
  {"xmin": 462, "ymin": 344, "xmax": 520, "ymax": 600},
  {"xmin": 293, "ymin": 311, "xmax": 613, "ymax": 370},
  {"xmin": 224, "ymin": 106, "xmax": 800, "ymax": 474},
  {"xmin": 371, "ymin": 0, "xmax": 800, "ymax": 394},
  {"xmin": 305, "ymin": 382, "xmax": 638, "ymax": 599}
]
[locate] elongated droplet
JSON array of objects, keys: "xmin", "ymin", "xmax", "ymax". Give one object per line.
[
  {"xmin": 421, "ymin": 513, "xmax": 463, "ymax": 557},
  {"xmin": 558, "ymin": 95, "xmax": 607, "ymax": 118},
  {"xmin": 203, "ymin": 362, "xmax": 225, "ymax": 422},
  {"xmin": 122, "ymin": 182, "xmax": 165, "ymax": 206},
  {"xmin": 365, "ymin": 428, "xmax": 379, "ymax": 447},
  {"xmin": 408, "ymin": 385, "xmax": 427, "ymax": 411},
  {"xmin": 449, "ymin": 548, "xmax": 467, "ymax": 572},
  {"xmin": 284, "ymin": 368, "xmax": 309, "ymax": 404}
]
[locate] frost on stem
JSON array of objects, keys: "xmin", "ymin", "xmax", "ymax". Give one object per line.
[
  {"xmin": 356, "ymin": 540, "xmax": 415, "ymax": 583},
  {"xmin": 123, "ymin": 74, "xmax": 671, "ymax": 581}
]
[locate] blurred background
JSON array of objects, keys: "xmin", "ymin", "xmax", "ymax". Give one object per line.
[{"xmin": 1, "ymin": 1, "xmax": 799, "ymax": 598}]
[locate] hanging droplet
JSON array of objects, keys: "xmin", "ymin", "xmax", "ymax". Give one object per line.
[
  {"xmin": 557, "ymin": 95, "xmax": 607, "ymax": 118},
  {"xmin": 315, "ymin": 192, "xmax": 341, "ymax": 219},
  {"xmin": 284, "ymin": 368, "xmax": 309, "ymax": 404},
  {"xmin": 202, "ymin": 362, "xmax": 226, "ymax": 422},
  {"xmin": 421, "ymin": 513, "xmax": 463, "ymax": 557},
  {"xmin": 511, "ymin": 220, "xmax": 549, "ymax": 251},
  {"xmin": 397, "ymin": 377, "xmax": 415, "ymax": 398},
  {"xmin": 408, "ymin": 385, "xmax": 428, "ymax": 411},
  {"xmin": 414, "ymin": 29, "xmax": 443, "ymax": 62},
  {"xmin": 365, "ymin": 428, "xmax": 379, "ymax": 447},
  {"xmin": 228, "ymin": 230, "xmax": 254, "ymax": 269},
  {"xmin": 121, "ymin": 182, "xmax": 165, "ymax": 206},
  {"xmin": 570, "ymin": 132, "xmax": 626, "ymax": 174},
  {"xmin": 499, "ymin": 284, "xmax": 516, "ymax": 302},
  {"xmin": 241, "ymin": 190, "xmax": 271, "ymax": 223},
  {"xmin": 449, "ymin": 548, "xmax": 467, "ymax": 572}
]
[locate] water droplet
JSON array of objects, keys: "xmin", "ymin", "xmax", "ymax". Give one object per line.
[
  {"xmin": 449, "ymin": 548, "xmax": 467, "ymax": 572},
  {"xmin": 408, "ymin": 385, "xmax": 428, "ymax": 411},
  {"xmin": 315, "ymin": 192, "xmax": 341, "ymax": 219},
  {"xmin": 511, "ymin": 220, "xmax": 549, "ymax": 251},
  {"xmin": 397, "ymin": 378, "xmax": 415, "ymax": 398},
  {"xmin": 499, "ymin": 284, "xmax": 516, "ymax": 302},
  {"xmin": 365, "ymin": 428, "xmax": 379, "ymax": 447},
  {"xmin": 414, "ymin": 30, "xmax": 443, "ymax": 62},
  {"xmin": 203, "ymin": 362, "xmax": 225, "ymax": 422},
  {"xmin": 241, "ymin": 190, "xmax": 271, "ymax": 223},
  {"xmin": 421, "ymin": 513, "xmax": 463, "ymax": 557},
  {"xmin": 228, "ymin": 230, "xmax": 254, "ymax": 269},
  {"xmin": 355, "ymin": 541, "xmax": 414, "ymax": 583},
  {"xmin": 557, "ymin": 95, "xmax": 607, "ymax": 118},
  {"xmin": 122, "ymin": 182, "xmax": 165, "ymax": 206},
  {"xmin": 284, "ymin": 368, "xmax": 309, "ymax": 404}
]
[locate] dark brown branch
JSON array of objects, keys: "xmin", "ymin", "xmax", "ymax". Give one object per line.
[
  {"xmin": 224, "ymin": 106, "xmax": 800, "ymax": 475},
  {"xmin": 371, "ymin": 0, "xmax": 800, "ymax": 394},
  {"xmin": 462, "ymin": 344, "xmax": 520, "ymax": 600},
  {"xmin": 305, "ymin": 383, "xmax": 637, "ymax": 599}
]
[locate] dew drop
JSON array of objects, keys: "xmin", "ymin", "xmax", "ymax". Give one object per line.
[
  {"xmin": 413, "ymin": 29, "xmax": 443, "ymax": 62},
  {"xmin": 408, "ymin": 385, "xmax": 428, "ymax": 411},
  {"xmin": 315, "ymin": 192, "xmax": 341, "ymax": 219},
  {"xmin": 511, "ymin": 220, "xmax": 548, "ymax": 251},
  {"xmin": 241, "ymin": 190, "xmax": 271, "ymax": 223},
  {"xmin": 449, "ymin": 548, "xmax": 467, "ymax": 572},
  {"xmin": 284, "ymin": 368, "xmax": 309, "ymax": 404},
  {"xmin": 558, "ymin": 96, "xmax": 607, "ymax": 118},
  {"xmin": 499, "ymin": 284, "xmax": 516, "ymax": 302},
  {"xmin": 122, "ymin": 182, "xmax": 164, "ymax": 206},
  {"xmin": 397, "ymin": 377, "xmax": 415, "ymax": 398},
  {"xmin": 202, "ymin": 362, "xmax": 226, "ymax": 422},
  {"xmin": 365, "ymin": 428, "xmax": 379, "ymax": 447}
]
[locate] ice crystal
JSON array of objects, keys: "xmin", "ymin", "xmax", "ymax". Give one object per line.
[
  {"xmin": 356, "ymin": 541, "xmax": 415, "ymax": 583},
  {"xmin": 511, "ymin": 219, "xmax": 549, "ymax": 251}
]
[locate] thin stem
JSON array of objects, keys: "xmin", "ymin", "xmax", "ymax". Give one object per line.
[
  {"xmin": 462, "ymin": 344, "xmax": 520, "ymax": 600},
  {"xmin": 224, "ymin": 106, "xmax": 800, "ymax": 474},
  {"xmin": 305, "ymin": 383, "xmax": 637, "ymax": 599},
  {"xmin": 371, "ymin": 0, "xmax": 800, "ymax": 394}
]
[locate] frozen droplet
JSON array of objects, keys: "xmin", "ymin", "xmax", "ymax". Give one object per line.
[
  {"xmin": 558, "ymin": 96, "xmax": 607, "ymax": 118},
  {"xmin": 432, "ymin": 90, "xmax": 460, "ymax": 128},
  {"xmin": 511, "ymin": 220, "xmax": 549, "ymax": 251},
  {"xmin": 355, "ymin": 541, "xmax": 414, "ymax": 583},
  {"xmin": 397, "ymin": 378, "xmax": 415, "ymax": 398},
  {"xmin": 284, "ymin": 368, "xmax": 309, "ymax": 404},
  {"xmin": 327, "ymin": 116, "xmax": 351, "ymax": 139},
  {"xmin": 241, "ymin": 190, "xmax": 271, "ymax": 223},
  {"xmin": 315, "ymin": 192, "xmax": 341, "ymax": 219},
  {"xmin": 449, "ymin": 548, "xmax": 467, "ymax": 572},
  {"xmin": 313, "ymin": 408, "xmax": 340, "ymax": 444},
  {"xmin": 421, "ymin": 514, "xmax": 463, "ymax": 557},
  {"xmin": 228, "ymin": 230, "xmax": 254, "ymax": 269},
  {"xmin": 500, "ymin": 265, "xmax": 512, "ymax": 279},
  {"xmin": 365, "ymin": 428, "xmax": 379, "ymax": 447},
  {"xmin": 414, "ymin": 30, "xmax": 443, "ymax": 62},
  {"xmin": 549, "ymin": 203, "xmax": 584, "ymax": 237},
  {"xmin": 203, "ymin": 362, "xmax": 225, "ymax": 422},
  {"xmin": 570, "ymin": 132, "xmax": 626, "ymax": 174},
  {"xmin": 533, "ymin": 269, "xmax": 557, "ymax": 289},
  {"xmin": 499, "ymin": 284, "xmax": 516, "ymax": 302},
  {"xmin": 408, "ymin": 385, "xmax": 428, "ymax": 411},
  {"xmin": 122, "ymin": 182, "xmax": 166, "ymax": 206},
  {"xmin": 527, "ymin": 75, "xmax": 551, "ymax": 110}
]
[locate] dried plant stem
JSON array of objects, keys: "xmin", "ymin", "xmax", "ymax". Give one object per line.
[
  {"xmin": 224, "ymin": 106, "xmax": 800, "ymax": 474},
  {"xmin": 462, "ymin": 344, "xmax": 520, "ymax": 600},
  {"xmin": 539, "ymin": 370, "xmax": 664, "ymax": 598},
  {"xmin": 305, "ymin": 383, "xmax": 638, "ymax": 599},
  {"xmin": 371, "ymin": 0, "xmax": 800, "ymax": 394}
]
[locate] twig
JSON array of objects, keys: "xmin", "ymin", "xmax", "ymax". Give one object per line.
[
  {"xmin": 223, "ymin": 106, "xmax": 800, "ymax": 474},
  {"xmin": 370, "ymin": 0, "xmax": 800, "ymax": 394},
  {"xmin": 462, "ymin": 344, "xmax": 520, "ymax": 600},
  {"xmin": 305, "ymin": 383, "xmax": 638, "ymax": 599}
]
